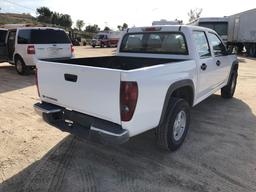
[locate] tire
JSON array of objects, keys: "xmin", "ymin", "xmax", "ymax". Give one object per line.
[
  {"xmin": 157, "ymin": 98, "xmax": 190, "ymax": 151},
  {"xmin": 15, "ymin": 57, "xmax": 28, "ymax": 75},
  {"xmin": 92, "ymin": 45, "xmax": 95, "ymax": 48},
  {"xmin": 221, "ymin": 71, "xmax": 238, "ymax": 98}
]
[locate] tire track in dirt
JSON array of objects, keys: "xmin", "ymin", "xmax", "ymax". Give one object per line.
[
  {"xmin": 71, "ymin": 159, "xmax": 97, "ymax": 192},
  {"xmin": 47, "ymin": 137, "xmax": 76, "ymax": 192},
  {"xmin": 201, "ymin": 163, "xmax": 256, "ymax": 192},
  {"xmin": 111, "ymin": 158, "xmax": 138, "ymax": 192},
  {"xmin": 17, "ymin": 136, "xmax": 75, "ymax": 192}
]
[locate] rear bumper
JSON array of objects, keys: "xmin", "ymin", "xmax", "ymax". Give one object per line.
[{"xmin": 34, "ymin": 102, "xmax": 129, "ymax": 144}]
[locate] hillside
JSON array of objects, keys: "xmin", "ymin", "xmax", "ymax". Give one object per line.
[{"xmin": 0, "ymin": 13, "xmax": 38, "ymax": 25}]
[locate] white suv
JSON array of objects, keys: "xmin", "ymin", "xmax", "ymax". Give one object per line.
[{"xmin": 0, "ymin": 27, "xmax": 74, "ymax": 75}]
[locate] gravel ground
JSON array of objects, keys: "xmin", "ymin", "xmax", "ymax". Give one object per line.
[{"xmin": 0, "ymin": 47, "xmax": 255, "ymax": 192}]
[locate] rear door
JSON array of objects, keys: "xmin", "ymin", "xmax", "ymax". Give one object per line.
[
  {"xmin": 37, "ymin": 61, "xmax": 122, "ymax": 124},
  {"xmin": 192, "ymin": 31, "xmax": 217, "ymax": 99},
  {"xmin": 208, "ymin": 32, "xmax": 230, "ymax": 85},
  {"xmin": 7, "ymin": 30, "xmax": 16, "ymax": 60},
  {"xmin": 31, "ymin": 29, "xmax": 72, "ymax": 59},
  {"xmin": 0, "ymin": 29, "xmax": 8, "ymax": 62}
]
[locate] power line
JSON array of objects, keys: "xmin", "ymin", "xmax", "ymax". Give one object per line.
[{"xmin": 2, "ymin": 0, "xmax": 36, "ymax": 12}]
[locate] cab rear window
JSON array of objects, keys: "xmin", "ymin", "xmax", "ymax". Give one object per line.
[
  {"xmin": 120, "ymin": 32, "xmax": 188, "ymax": 55},
  {"xmin": 18, "ymin": 29, "xmax": 71, "ymax": 44}
]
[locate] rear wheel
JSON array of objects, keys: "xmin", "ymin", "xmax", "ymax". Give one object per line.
[
  {"xmin": 157, "ymin": 98, "xmax": 190, "ymax": 151},
  {"xmin": 221, "ymin": 71, "xmax": 237, "ymax": 98},
  {"xmin": 15, "ymin": 57, "xmax": 28, "ymax": 75}
]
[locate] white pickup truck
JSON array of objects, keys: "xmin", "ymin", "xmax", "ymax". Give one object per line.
[{"xmin": 34, "ymin": 25, "xmax": 238, "ymax": 151}]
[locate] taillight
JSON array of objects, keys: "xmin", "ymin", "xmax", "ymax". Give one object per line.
[
  {"xmin": 35, "ymin": 68, "xmax": 40, "ymax": 97},
  {"xmin": 71, "ymin": 45, "xmax": 74, "ymax": 53},
  {"xmin": 120, "ymin": 81, "xmax": 138, "ymax": 121},
  {"xmin": 27, "ymin": 45, "xmax": 35, "ymax": 54}
]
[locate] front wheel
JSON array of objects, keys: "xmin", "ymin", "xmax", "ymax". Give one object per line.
[
  {"xmin": 157, "ymin": 98, "xmax": 190, "ymax": 151},
  {"xmin": 221, "ymin": 71, "xmax": 237, "ymax": 98},
  {"xmin": 15, "ymin": 57, "xmax": 28, "ymax": 75}
]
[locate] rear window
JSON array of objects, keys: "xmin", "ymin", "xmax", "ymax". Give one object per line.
[
  {"xmin": 0, "ymin": 30, "xmax": 7, "ymax": 45},
  {"xmin": 18, "ymin": 29, "xmax": 71, "ymax": 44},
  {"xmin": 120, "ymin": 32, "xmax": 188, "ymax": 55}
]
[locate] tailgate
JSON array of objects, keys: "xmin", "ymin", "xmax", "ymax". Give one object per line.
[{"xmin": 37, "ymin": 61, "xmax": 121, "ymax": 124}]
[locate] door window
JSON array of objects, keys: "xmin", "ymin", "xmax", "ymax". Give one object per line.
[
  {"xmin": 192, "ymin": 31, "xmax": 211, "ymax": 58},
  {"xmin": 208, "ymin": 33, "xmax": 227, "ymax": 56}
]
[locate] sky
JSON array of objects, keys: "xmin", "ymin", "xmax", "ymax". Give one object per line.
[{"xmin": 0, "ymin": 0, "xmax": 255, "ymax": 30}]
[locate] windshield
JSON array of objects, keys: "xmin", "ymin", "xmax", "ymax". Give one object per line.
[
  {"xmin": 95, "ymin": 35, "xmax": 105, "ymax": 39},
  {"xmin": 18, "ymin": 29, "xmax": 71, "ymax": 44},
  {"xmin": 199, "ymin": 22, "xmax": 228, "ymax": 36},
  {"xmin": 120, "ymin": 32, "xmax": 188, "ymax": 55}
]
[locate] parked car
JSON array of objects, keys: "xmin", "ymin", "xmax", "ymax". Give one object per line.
[
  {"xmin": 34, "ymin": 25, "xmax": 238, "ymax": 151},
  {"xmin": 91, "ymin": 31, "xmax": 124, "ymax": 48},
  {"xmin": 71, "ymin": 38, "xmax": 80, "ymax": 46},
  {"xmin": 0, "ymin": 27, "xmax": 74, "ymax": 75}
]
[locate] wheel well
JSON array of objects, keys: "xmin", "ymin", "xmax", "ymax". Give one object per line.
[
  {"xmin": 233, "ymin": 64, "xmax": 238, "ymax": 72},
  {"xmin": 171, "ymin": 86, "xmax": 194, "ymax": 106},
  {"xmin": 14, "ymin": 54, "xmax": 23, "ymax": 63}
]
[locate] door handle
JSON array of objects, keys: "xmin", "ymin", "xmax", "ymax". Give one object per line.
[
  {"xmin": 201, "ymin": 63, "xmax": 207, "ymax": 71},
  {"xmin": 216, "ymin": 60, "xmax": 221, "ymax": 66},
  {"xmin": 64, "ymin": 74, "xmax": 78, "ymax": 82}
]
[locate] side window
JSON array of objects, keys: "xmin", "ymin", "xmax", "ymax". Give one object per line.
[
  {"xmin": 208, "ymin": 33, "xmax": 227, "ymax": 56},
  {"xmin": 18, "ymin": 30, "xmax": 31, "ymax": 44},
  {"xmin": 8, "ymin": 31, "xmax": 16, "ymax": 41},
  {"xmin": 192, "ymin": 31, "xmax": 211, "ymax": 58}
]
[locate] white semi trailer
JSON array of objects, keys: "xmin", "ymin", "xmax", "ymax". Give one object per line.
[
  {"xmin": 228, "ymin": 8, "xmax": 256, "ymax": 56},
  {"xmin": 189, "ymin": 17, "xmax": 229, "ymax": 44},
  {"xmin": 190, "ymin": 8, "xmax": 256, "ymax": 57}
]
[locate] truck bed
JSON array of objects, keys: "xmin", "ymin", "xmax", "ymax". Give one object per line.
[{"xmin": 49, "ymin": 56, "xmax": 184, "ymax": 70}]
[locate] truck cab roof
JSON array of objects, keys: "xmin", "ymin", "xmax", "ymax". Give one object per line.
[
  {"xmin": 0, "ymin": 28, "xmax": 8, "ymax": 31},
  {"xmin": 8, "ymin": 27, "xmax": 65, "ymax": 31},
  {"xmin": 127, "ymin": 25, "xmax": 217, "ymax": 34}
]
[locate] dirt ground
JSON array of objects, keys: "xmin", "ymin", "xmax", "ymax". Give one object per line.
[{"xmin": 0, "ymin": 46, "xmax": 255, "ymax": 192}]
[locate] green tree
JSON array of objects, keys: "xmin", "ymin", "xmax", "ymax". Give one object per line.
[
  {"xmin": 85, "ymin": 24, "xmax": 100, "ymax": 33},
  {"xmin": 76, "ymin": 20, "xmax": 85, "ymax": 31},
  {"xmin": 36, "ymin": 7, "xmax": 52, "ymax": 23},
  {"xmin": 175, "ymin": 18, "xmax": 183, "ymax": 24},
  {"xmin": 117, "ymin": 25, "xmax": 122, "ymax": 31},
  {"xmin": 122, "ymin": 23, "xmax": 128, "ymax": 30},
  {"xmin": 59, "ymin": 14, "xmax": 72, "ymax": 29},
  {"xmin": 188, "ymin": 8, "xmax": 202, "ymax": 23},
  {"xmin": 51, "ymin": 12, "xmax": 60, "ymax": 25},
  {"xmin": 104, "ymin": 26, "xmax": 110, "ymax": 31}
]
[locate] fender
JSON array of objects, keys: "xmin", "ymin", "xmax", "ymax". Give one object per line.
[
  {"xmin": 158, "ymin": 79, "xmax": 195, "ymax": 127},
  {"xmin": 227, "ymin": 59, "xmax": 239, "ymax": 83}
]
